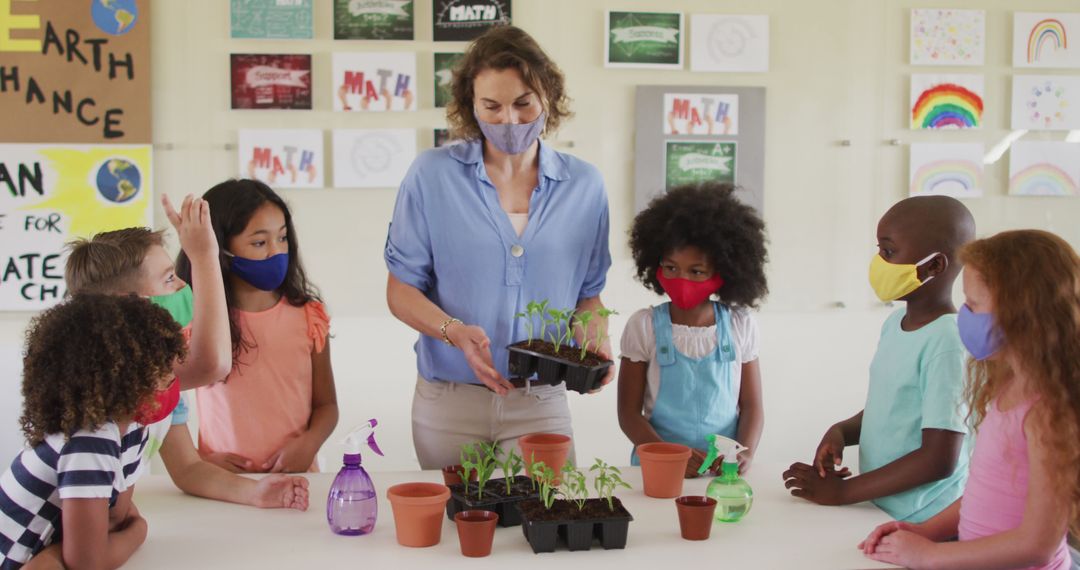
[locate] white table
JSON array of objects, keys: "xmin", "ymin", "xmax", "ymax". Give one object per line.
[{"xmin": 126, "ymin": 463, "xmax": 899, "ymax": 569}]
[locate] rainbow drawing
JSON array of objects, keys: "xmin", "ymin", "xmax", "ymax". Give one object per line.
[
  {"xmin": 911, "ymin": 83, "xmax": 984, "ymax": 129},
  {"xmin": 1028, "ymin": 19, "xmax": 1067, "ymax": 63},
  {"xmin": 911, "ymin": 159, "xmax": 983, "ymax": 197},
  {"xmin": 1009, "ymin": 163, "xmax": 1079, "ymax": 196}
]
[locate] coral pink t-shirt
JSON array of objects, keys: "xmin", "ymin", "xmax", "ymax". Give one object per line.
[
  {"xmin": 196, "ymin": 298, "xmax": 329, "ymax": 471},
  {"xmin": 958, "ymin": 397, "xmax": 1070, "ymax": 569}
]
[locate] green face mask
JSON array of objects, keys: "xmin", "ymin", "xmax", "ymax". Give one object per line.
[{"xmin": 149, "ymin": 284, "xmax": 194, "ymax": 328}]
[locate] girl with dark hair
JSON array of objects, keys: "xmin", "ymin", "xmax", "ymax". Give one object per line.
[
  {"xmin": 618, "ymin": 182, "xmax": 768, "ymax": 476},
  {"xmin": 176, "ymin": 179, "xmax": 338, "ymax": 474}
]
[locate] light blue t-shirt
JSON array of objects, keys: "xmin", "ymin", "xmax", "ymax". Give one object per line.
[
  {"xmin": 384, "ymin": 139, "xmax": 611, "ymax": 383},
  {"xmin": 145, "ymin": 395, "xmax": 190, "ymax": 459},
  {"xmin": 859, "ymin": 308, "xmax": 971, "ymax": 523}
]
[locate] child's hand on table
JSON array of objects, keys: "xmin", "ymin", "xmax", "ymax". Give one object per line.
[
  {"xmin": 782, "ymin": 461, "xmax": 852, "ymax": 505},
  {"xmin": 252, "ymin": 474, "xmax": 310, "ymax": 511},
  {"xmin": 858, "ymin": 521, "xmax": 935, "ymax": 567}
]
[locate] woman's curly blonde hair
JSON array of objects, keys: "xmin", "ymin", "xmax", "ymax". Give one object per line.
[{"xmin": 20, "ymin": 294, "xmax": 187, "ymax": 445}]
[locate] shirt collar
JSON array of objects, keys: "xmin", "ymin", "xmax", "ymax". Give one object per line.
[{"xmin": 449, "ymin": 138, "xmax": 570, "ymax": 182}]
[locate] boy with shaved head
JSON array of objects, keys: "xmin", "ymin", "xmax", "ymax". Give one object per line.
[{"xmin": 785, "ymin": 195, "xmax": 976, "ymax": 523}]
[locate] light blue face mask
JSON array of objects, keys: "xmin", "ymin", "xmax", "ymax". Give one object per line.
[
  {"xmin": 958, "ymin": 304, "xmax": 1004, "ymax": 360},
  {"xmin": 476, "ymin": 111, "xmax": 546, "ymax": 155}
]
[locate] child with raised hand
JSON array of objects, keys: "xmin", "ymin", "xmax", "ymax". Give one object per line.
[
  {"xmin": 0, "ymin": 294, "xmax": 186, "ymax": 569},
  {"xmin": 784, "ymin": 196, "xmax": 975, "ymax": 523},
  {"xmin": 860, "ymin": 230, "xmax": 1080, "ymax": 569},
  {"xmin": 617, "ymin": 182, "xmax": 767, "ymax": 476},
  {"xmin": 178, "ymin": 179, "xmax": 338, "ymax": 474},
  {"xmin": 63, "ymin": 195, "xmax": 310, "ymax": 511}
]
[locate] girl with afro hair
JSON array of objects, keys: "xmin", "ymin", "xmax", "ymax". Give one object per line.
[{"xmin": 618, "ymin": 182, "xmax": 768, "ymax": 477}]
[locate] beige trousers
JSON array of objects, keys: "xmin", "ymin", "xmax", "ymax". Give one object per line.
[{"xmin": 411, "ymin": 376, "xmax": 575, "ymax": 470}]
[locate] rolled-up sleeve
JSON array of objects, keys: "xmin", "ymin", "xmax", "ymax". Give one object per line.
[
  {"xmin": 385, "ymin": 166, "xmax": 434, "ymax": 292},
  {"xmin": 579, "ymin": 201, "xmax": 611, "ymax": 300}
]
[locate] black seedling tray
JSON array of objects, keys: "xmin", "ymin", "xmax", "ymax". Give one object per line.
[
  {"xmin": 445, "ymin": 476, "xmax": 538, "ymax": 528},
  {"xmin": 507, "ymin": 344, "xmax": 613, "ymax": 394},
  {"xmin": 517, "ymin": 498, "xmax": 633, "ymax": 553}
]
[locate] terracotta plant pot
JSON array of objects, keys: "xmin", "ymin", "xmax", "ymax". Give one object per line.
[
  {"xmin": 454, "ymin": 510, "xmax": 499, "ymax": 557},
  {"xmin": 519, "ymin": 433, "xmax": 572, "ymax": 481},
  {"xmin": 637, "ymin": 442, "xmax": 692, "ymax": 498},
  {"xmin": 441, "ymin": 464, "xmax": 478, "ymax": 486},
  {"xmin": 675, "ymin": 496, "xmax": 717, "ymax": 540},
  {"xmin": 386, "ymin": 482, "xmax": 451, "ymax": 547}
]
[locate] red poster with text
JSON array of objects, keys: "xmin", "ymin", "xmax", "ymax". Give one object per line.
[{"xmin": 230, "ymin": 54, "xmax": 312, "ymax": 110}]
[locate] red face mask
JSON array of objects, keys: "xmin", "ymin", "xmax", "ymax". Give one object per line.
[
  {"xmin": 134, "ymin": 378, "xmax": 180, "ymax": 425},
  {"xmin": 656, "ymin": 267, "xmax": 724, "ymax": 310}
]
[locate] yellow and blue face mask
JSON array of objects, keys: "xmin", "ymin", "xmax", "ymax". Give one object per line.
[{"xmin": 868, "ymin": 252, "xmax": 940, "ymax": 302}]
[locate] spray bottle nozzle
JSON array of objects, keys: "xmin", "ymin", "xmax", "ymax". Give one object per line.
[
  {"xmin": 344, "ymin": 418, "xmax": 384, "ymax": 459},
  {"xmin": 698, "ymin": 434, "xmax": 748, "ymax": 476}
]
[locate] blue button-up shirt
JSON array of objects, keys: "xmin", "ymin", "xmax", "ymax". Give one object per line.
[{"xmin": 385, "ymin": 139, "xmax": 612, "ymax": 383}]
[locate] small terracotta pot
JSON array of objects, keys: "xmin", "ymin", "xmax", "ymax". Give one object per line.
[
  {"xmin": 387, "ymin": 482, "xmax": 451, "ymax": 547},
  {"xmin": 441, "ymin": 464, "xmax": 478, "ymax": 486},
  {"xmin": 454, "ymin": 510, "xmax": 499, "ymax": 557},
  {"xmin": 519, "ymin": 433, "xmax": 572, "ymax": 481},
  {"xmin": 637, "ymin": 442, "xmax": 692, "ymax": 498},
  {"xmin": 675, "ymin": 496, "xmax": 717, "ymax": 540}
]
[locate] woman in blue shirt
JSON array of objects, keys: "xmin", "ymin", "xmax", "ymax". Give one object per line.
[{"xmin": 384, "ymin": 26, "xmax": 613, "ymax": 469}]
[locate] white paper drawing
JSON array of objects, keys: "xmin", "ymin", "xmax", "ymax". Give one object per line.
[
  {"xmin": 690, "ymin": 14, "xmax": 768, "ymax": 72},
  {"xmin": 1008, "ymin": 141, "xmax": 1080, "ymax": 196},
  {"xmin": 332, "ymin": 129, "xmax": 416, "ymax": 188},
  {"xmin": 238, "ymin": 129, "xmax": 324, "ymax": 188},
  {"xmin": 1013, "ymin": 13, "xmax": 1080, "ymax": 68},
  {"xmin": 332, "ymin": 52, "xmax": 417, "ymax": 112},
  {"xmin": 910, "ymin": 9, "xmax": 985, "ymax": 66},
  {"xmin": 1011, "ymin": 75, "xmax": 1080, "ymax": 130},
  {"xmin": 909, "ymin": 143, "xmax": 984, "ymax": 198}
]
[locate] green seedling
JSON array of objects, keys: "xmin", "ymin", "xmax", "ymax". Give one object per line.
[
  {"xmin": 498, "ymin": 447, "xmax": 524, "ymax": 494},
  {"xmin": 459, "ymin": 443, "xmax": 479, "ymax": 496},
  {"xmin": 590, "ymin": 459, "xmax": 631, "ymax": 512},
  {"xmin": 560, "ymin": 462, "xmax": 588, "ymax": 511},
  {"xmin": 473, "ymin": 442, "xmax": 499, "ymax": 500},
  {"xmin": 514, "ymin": 300, "xmax": 545, "ymax": 346},
  {"xmin": 530, "ymin": 461, "xmax": 559, "ymax": 509}
]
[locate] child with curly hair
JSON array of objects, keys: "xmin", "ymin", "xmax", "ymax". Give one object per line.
[
  {"xmin": 0, "ymin": 294, "xmax": 186, "ymax": 569},
  {"xmin": 618, "ymin": 182, "xmax": 767, "ymax": 476},
  {"xmin": 860, "ymin": 230, "xmax": 1080, "ymax": 569}
]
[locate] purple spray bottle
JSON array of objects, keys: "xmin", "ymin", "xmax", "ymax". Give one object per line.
[{"xmin": 327, "ymin": 418, "xmax": 383, "ymax": 536}]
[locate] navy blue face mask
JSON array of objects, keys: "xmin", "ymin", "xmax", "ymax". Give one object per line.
[{"xmin": 226, "ymin": 252, "xmax": 289, "ymax": 291}]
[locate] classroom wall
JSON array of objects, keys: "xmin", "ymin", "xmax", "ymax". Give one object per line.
[{"xmin": 2, "ymin": 0, "xmax": 1078, "ymax": 473}]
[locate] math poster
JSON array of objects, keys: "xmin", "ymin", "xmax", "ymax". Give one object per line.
[
  {"xmin": 332, "ymin": 52, "xmax": 416, "ymax": 112},
  {"xmin": 0, "ymin": 0, "xmax": 151, "ymax": 143},
  {"xmin": 230, "ymin": 54, "xmax": 312, "ymax": 110},
  {"xmin": 237, "ymin": 130, "xmax": 323, "ymax": 189},
  {"xmin": 433, "ymin": 0, "xmax": 510, "ymax": 42},
  {"xmin": 663, "ymin": 93, "xmax": 739, "ymax": 135},
  {"xmin": 0, "ymin": 144, "xmax": 153, "ymax": 311}
]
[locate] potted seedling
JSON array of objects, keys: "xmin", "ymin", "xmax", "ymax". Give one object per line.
[
  {"xmin": 445, "ymin": 442, "xmax": 539, "ymax": 527},
  {"xmin": 507, "ymin": 299, "xmax": 618, "ymax": 393},
  {"xmin": 516, "ymin": 459, "xmax": 634, "ymax": 553}
]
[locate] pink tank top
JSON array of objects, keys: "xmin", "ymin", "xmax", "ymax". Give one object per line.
[
  {"xmin": 958, "ymin": 398, "xmax": 1069, "ymax": 569},
  {"xmin": 196, "ymin": 299, "xmax": 329, "ymax": 471}
]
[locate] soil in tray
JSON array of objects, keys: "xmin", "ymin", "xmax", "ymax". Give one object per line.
[
  {"xmin": 451, "ymin": 476, "xmax": 536, "ymax": 502},
  {"xmin": 518, "ymin": 497, "xmax": 631, "ymax": 521},
  {"xmin": 509, "ymin": 340, "xmax": 609, "ymax": 367}
]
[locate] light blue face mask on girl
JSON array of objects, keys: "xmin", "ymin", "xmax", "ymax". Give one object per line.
[{"xmin": 225, "ymin": 252, "xmax": 289, "ymax": 291}]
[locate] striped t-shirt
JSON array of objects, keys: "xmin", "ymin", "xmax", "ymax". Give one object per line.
[{"xmin": 0, "ymin": 422, "xmax": 148, "ymax": 569}]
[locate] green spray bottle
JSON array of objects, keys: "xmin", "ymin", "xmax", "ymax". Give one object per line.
[{"xmin": 698, "ymin": 434, "xmax": 753, "ymax": 522}]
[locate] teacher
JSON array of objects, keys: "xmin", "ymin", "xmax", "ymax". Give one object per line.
[{"xmin": 384, "ymin": 25, "xmax": 613, "ymax": 469}]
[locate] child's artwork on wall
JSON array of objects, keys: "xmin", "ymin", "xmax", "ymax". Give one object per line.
[
  {"xmin": 231, "ymin": 54, "xmax": 312, "ymax": 110},
  {"xmin": 605, "ymin": 11, "xmax": 683, "ymax": 69},
  {"xmin": 663, "ymin": 93, "xmax": 738, "ymax": 135},
  {"xmin": 1008, "ymin": 141, "xmax": 1080, "ymax": 196},
  {"xmin": 910, "ymin": 9, "xmax": 985, "ymax": 66},
  {"xmin": 434, "ymin": 53, "xmax": 463, "ymax": 109},
  {"xmin": 0, "ymin": 144, "xmax": 153, "ymax": 310},
  {"xmin": 689, "ymin": 14, "xmax": 768, "ymax": 72},
  {"xmin": 231, "ymin": 0, "xmax": 313, "ymax": 39},
  {"xmin": 909, "ymin": 143, "xmax": 984, "ymax": 198},
  {"xmin": 1013, "ymin": 13, "xmax": 1080, "ymax": 68},
  {"xmin": 1011, "ymin": 75, "xmax": 1080, "ymax": 130},
  {"xmin": 433, "ymin": 0, "xmax": 510, "ymax": 42},
  {"xmin": 664, "ymin": 141, "xmax": 736, "ymax": 190},
  {"xmin": 333, "ymin": 129, "xmax": 416, "ymax": 188},
  {"xmin": 910, "ymin": 74, "xmax": 984, "ymax": 130},
  {"xmin": 238, "ymin": 129, "xmax": 323, "ymax": 189},
  {"xmin": 334, "ymin": 0, "xmax": 414, "ymax": 40},
  {"xmin": 332, "ymin": 53, "xmax": 416, "ymax": 112}
]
